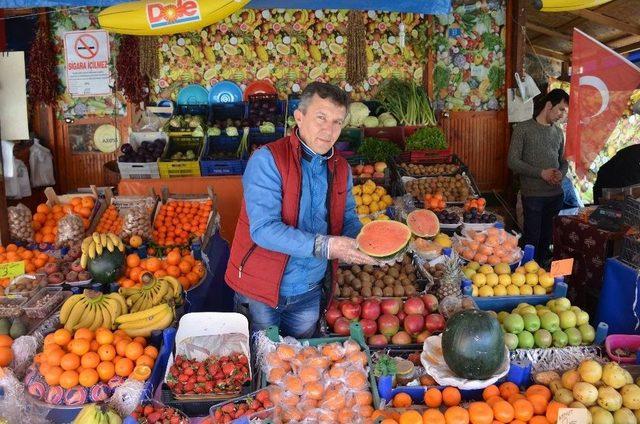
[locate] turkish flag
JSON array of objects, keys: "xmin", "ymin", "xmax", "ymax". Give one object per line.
[{"xmin": 565, "ymin": 29, "xmax": 640, "ymax": 177}]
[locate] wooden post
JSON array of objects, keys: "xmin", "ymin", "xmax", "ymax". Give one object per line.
[{"xmin": 0, "ymin": 141, "xmax": 9, "ymax": 245}]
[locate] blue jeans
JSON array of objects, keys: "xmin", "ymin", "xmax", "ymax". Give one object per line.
[
  {"xmin": 234, "ymin": 285, "xmax": 322, "ymax": 339},
  {"xmin": 522, "ymin": 194, "xmax": 564, "ymax": 265}
]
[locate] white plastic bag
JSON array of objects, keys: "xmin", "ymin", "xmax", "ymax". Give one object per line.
[
  {"xmin": 29, "ymin": 139, "xmax": 55, "ymax": 187},
  {"xmin": 5, "ymin": 159, "xmax": 30, "ymax": 199},
  {"xmin": 508, "ymin": 88, "xmax": 533, "ymax": 123}
]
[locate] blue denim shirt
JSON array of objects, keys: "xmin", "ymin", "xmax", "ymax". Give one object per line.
[{"xmin": 242, "ymin": 141, "xmax": 361, "ymax": 297}]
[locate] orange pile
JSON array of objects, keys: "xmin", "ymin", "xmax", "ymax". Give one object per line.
[
  {"xmin": 0, "ymin": 335, "xmax": 14, "ymax": 367},
  {"xmin": 0, "ymin": 244, "xmax": 55, "ymax": 288},
  {"xmin": 375, "ymin": 382, "xmax": 565, "ymax": 424},
  {"xmin": 95, "ymin": 205, "xmax": 124, "ymax": 235},
  {"xmin": 32, "ymin": 197, "xmax": 95, "ymax": 244},
  {"xmin": 34, "ymin": 327, "xmax": 158, "ymax": 391},
  {"xmin": 423, "ymin": 193, "xmax": 446, "ymax": 212},
  {"xmin": 464, "ymin": 197, "xmax": 487, "ymax": 213},
  {"xmin": 152, "ymin": 199, "xmax": 212, "ymax": 247},
  {"xmin": 118, "ymin": 248, "xmax": 205, "ymax": 290}
]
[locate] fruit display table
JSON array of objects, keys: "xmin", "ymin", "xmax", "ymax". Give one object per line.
[
  {"xmin": 596, "ymin": 258, "xmax": 640, "ymax": 335},
  {"xmin": 118, "ymin": 176, "xmax": 243, "ymax": 243},
  {"xmin": 552, "ymin": 215, "xmax": 625, "ymax": 315}
]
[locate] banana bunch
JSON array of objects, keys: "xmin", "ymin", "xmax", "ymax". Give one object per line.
[
  {"xmin": 115, "ymin": 303, "xmax": 174, "ymax": 338},
  {"xmin": 80, "ymin": 232, "xmax": 124, "ymax": 268},
  {"xmin": 73, "ymin": 403, "xmax": 122, "ymax": 424},
  {"xmin": 60, "ymin": 290, "xmax": 127, "ymax": 331},
  {"xmin": 118, "ymin": 274, "xmax": 183, "ymax": 313}
]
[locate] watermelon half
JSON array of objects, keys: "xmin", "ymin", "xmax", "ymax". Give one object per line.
[
  {"xmin": 357, "ymin": 220, "xmax": 412, "ymax": 258},
  {"xmin": 407, "ymin": 209, "xmax": 440, "ymax": 238}
]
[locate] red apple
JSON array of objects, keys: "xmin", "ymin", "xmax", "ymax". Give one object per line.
[
  {"xmin": 361, "ymin": 299, "xmax": 381, "ymax": 321},
  {"xmin": 425, "ymin": 313, "xmax": 446, "ymax": 333},
  {"xmin": 377, "ymin": 314, "xmax": 400, "ymax": 338},
  {"xmin": 403, "ymin": 314, "xmax": 425, "ymax": 336},
  {"xmin": 354, "ymin": 164, "xmax": 364, "ymax": 175},
  {"xmin": 362, "ymin": 164, "xmax": 375, "ymax": 174},
  {"xmin": 325, "ymin": 307, "xmax": 342, "ymax": 328},
  {"xmin": 359, "ymin": 319, "xmax": 378, "ymax": 337},
  {"xmin": 421, "ymin": 294, "xmax": 439, "ymax": 314},
  {"xmin": 391, "ymin": 331, "xmax": 412, "ymax": 345},
  {"xmin": 334, "ymin": 317, "xmax": 351, "ymax": 335},
  {"xmin": 416, "ymin": 330, "xmax": 431, "ymax": 343},
  {"xmin": 380, "ymin": 298, "xmax": 402, "ymax": 315},
  {"xmin": 340, "ymin": 301, "xmax": 361, "ymax": 320},
  {"xmin": 397, "ymin": 310, "xmax": 407, "ymax": 324},
  {"xmin": 368, "ymin": 334, "xmax": 389, "ymax": 346},
  {"xmin": 404, "ymin": 297, "xmax": 426, "ymax": 315}
]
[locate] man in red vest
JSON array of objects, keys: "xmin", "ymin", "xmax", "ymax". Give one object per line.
[{"xmin": 226, "ymin": 82, "xmax": 377, "ymax": 338}]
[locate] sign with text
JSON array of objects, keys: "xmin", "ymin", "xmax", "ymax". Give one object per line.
[
  {"xmin": 0, "ymin": 261, "xmax": 25, "ymax": 280},
  {"xmin": 63, "ymin": 30, "xmax": 111, "ymax": 97},
  {"xmin": 550, "ymin": 258, "xmax": 575, "ymax": 277},
  {"xmin": 557, "ymin": 408, "xmax": 590, "ymax": 424}
]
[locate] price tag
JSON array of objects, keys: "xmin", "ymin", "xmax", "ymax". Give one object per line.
[
  {"xmin": 557, "ymin": 408, "xmax": 590, "ymax": 424},
  {"xmin": 550, "ymin": 258, "xmax": 574, "ymax": 277},
  {"xmin": 0, "ymin": 261, "xmax": 25, "ymax": 279}
]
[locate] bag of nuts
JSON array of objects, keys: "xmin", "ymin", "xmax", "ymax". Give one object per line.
[
  {"xmin": 120, "ymin": 204, "xmax": 152, "ymax": 241},
  {"xmin": 8, "ymin": 203, "xmax": 34, "ymax": 242},
  {"xmin": 56, "ymin": 213, "xmax": 84, "ymax": 247}
]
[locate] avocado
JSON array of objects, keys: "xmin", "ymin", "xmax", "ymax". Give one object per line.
[
  {"xmin": 0, "ymin": 318, "xmax": 10, "ymax": 335},
  {"xmin": 9, "ymin": 318, "xmax": 26, "ymax": 339}
]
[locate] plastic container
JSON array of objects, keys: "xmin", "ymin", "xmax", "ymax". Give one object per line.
[
  {"xmin": 124, "ymin": 399, "xmax": 190, "ymax": 424},
  {"xmin": 22, "ymin": 287, "xmax": 66, "ymax": 319},
  {"xmin": 464, "ymin": 279, "xmax": 569, "ymax": 312},
  {"xmin": 118, "ymin": 132, "xmax": 166, "ymax": 180},
  {"xmin": 605, "ymin": 334, "xmax": 640, "ymax": 363},
  {"xmin": 396, "ymin": 154, "xmax": 467, "ymax": 177},
  {"xmin": 200, "ymin": 135, "xmax": 247, "ymax": 176},
  {"xmin": 363, "ymin": 126, "xmax": 405, "ymax": 149},
  {"xmin": 159, "ymin": 135, "xmax": 203, "ymax": 178},
  {"xmin": 209, "ymin": 389, "xmax": 275, "ymax": 424},
  {"xmin": 4, "ymin": 274, "xmax": 47, "ymax": 297},
  {"xmin": 0, "ymin": 296, "xmax": 28, "ymax": 318}
]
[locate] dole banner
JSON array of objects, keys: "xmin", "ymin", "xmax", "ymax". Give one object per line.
[{"xmin": 565, "ymin": 29, "xmax": 640, "ymax": 177}]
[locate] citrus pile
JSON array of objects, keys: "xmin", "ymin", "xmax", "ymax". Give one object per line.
[
  {"xmin": 0, "ymin": 334, "xmax": 14, "ymax": 367},
  {"xmin": 0, "ymin": 244, "xmax": 55, "ymax": 288},
  {"xmin": 152, "ymin": 199, "xmax": 213, "ymax": 247},
  {"xmin": 34, "ymin": 327, "xmax": 157, "ymax": 392},
  {"xmin": 32, "ymin": 197, "xmax": 95, "ymax": 244},
  {"xmin": 375, "ymin": 382, "xmax": 565, "ymax": 424},
  {"xmin": 118, "ymin": 248, "xmax": 205, "ymax": 290},
  {"xmin": 95, "ymin": 205, "xmax": 123, "ymax": 235}
]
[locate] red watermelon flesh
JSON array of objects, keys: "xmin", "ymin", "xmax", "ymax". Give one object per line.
[
  {"xmin": 407, "ymin": 209, "xmax": 440, "ymax": 238},
  {"xmin": 356, "ymin": 221, "xmax": 412, "ymax": 258}
]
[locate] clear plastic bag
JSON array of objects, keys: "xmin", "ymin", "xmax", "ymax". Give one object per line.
[
  {"xmin": 8, "ymin": 203, "xmax": 34, "ymax": 242},
  {"xmin": 56, "ymin": 213, "xmax": 84, "ymax": 247},
  {"xmin": 120, "ymin": 204, "xmax": 152, "ymax": 241}
]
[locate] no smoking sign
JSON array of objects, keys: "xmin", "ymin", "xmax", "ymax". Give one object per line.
[
  {"xmin": 74, "ymin": 33, "xmax": 99, "ymax": 59},
  {"xmin": 63, "ymin": 30, "xmax": 111, "ymax": 97}
]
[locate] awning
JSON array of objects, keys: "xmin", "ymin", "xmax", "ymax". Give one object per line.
[{"xmin": 0, "ymin": 0, "xmax": 451, "ymax": 14}]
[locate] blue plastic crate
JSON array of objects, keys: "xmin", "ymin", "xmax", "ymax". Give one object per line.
[
  {"xmin": 201, "ymin": 159, "xmax": 247, "ymax": 176},
  {"xmin": 206, "ymin": 134, "xmax": 242, "ymax": 152},
  {"xmin": 177, "ymin": 104, "xmax": 209, "ymax": 116},
  {"xmin": 287, "ymin": 97, "xmax": 300, "ymax": 116},
  {"xmin": 248, "ymin": 127, "xmax": 285, "ymax": 146},
  {"xmin": 208, "ymin": 101, "xmax": 247, "ymax": 122}
]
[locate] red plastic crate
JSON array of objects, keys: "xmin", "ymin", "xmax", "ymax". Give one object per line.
[
  {"xmin": 402, "ymin": 125, "xmax": 450, "ymax": 161},
  {"xmin": 363, "ymin": 126, "xmax": 405, "ymax": 149}
]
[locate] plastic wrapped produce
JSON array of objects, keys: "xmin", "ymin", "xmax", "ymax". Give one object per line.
[
  {"xmin": 8, "ymin": 204, "xmax": 34, "ymax": 242},
  {"xmin": 120, "ymin": 204, "xmax": 152, "ymax": 241},
  {"xmin": 56, "ymin": 213, "xmax": 84, "ymax": 247}
]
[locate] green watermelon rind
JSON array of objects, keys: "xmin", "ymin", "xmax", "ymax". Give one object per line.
[
  {"xmin": 406, "ymin": 209, "xmax": 440, "ymax": 238},
  {"xmin": 87, "ymin": 249, "xmax": 125, "ymax": 285},
  {"xmin": 356, "ymin": 220, "xmax": 412, "ymax": 259}
]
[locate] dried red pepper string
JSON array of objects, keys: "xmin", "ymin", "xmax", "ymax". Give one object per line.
[
  {"xmin": 116, "ymin": 35, "xmax": 148, "ymax": 104},
  {"xmin": 27, "ymin": 19, "xmax": 58, "ymax": 106}
]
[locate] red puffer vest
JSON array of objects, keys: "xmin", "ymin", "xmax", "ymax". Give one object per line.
[{"xmin": 225, "ymin": 131, "xmax": 350, "ymax": 308}]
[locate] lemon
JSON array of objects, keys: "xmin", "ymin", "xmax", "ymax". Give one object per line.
[
  {"xmin": 511, "ymin": 273, "xmax": 526, "ymax": 287},
  {"xmin": 376, "ymin": 214, "xmax": 390, "ymax": 220},
  {"xmin": 369, "ymin": 202, "xmax": 380, "ymax": 213},
  {"xmin": 506, "ymin": 285, "xmax": 520, "ymax": 296},
  {"xmin": 434, "ymin": 233, "xmax": 452, "ymax": 248},
  {"xmin": 533, "ymin": 285, "xmax": 547, "ymax": 295},
  {"xmin": 520, "ymin": 285, "xmax": 534, "ymax": 295},
  {"xmin": 472, "ymin": 273, "xmax": 486, "ymax": 288},
  {"xmin": 478, "ymin": 286, "xmax": 494, "ymax": 297},
  {"xmin": 361, "ymin": 194, "xmax": 372, "ymax": 206},
  {"xmin": 371, "ymin": 193, "xmax": 380, "ymax": 202},
  {"xmin": 360, "ymin": 217, "xmax": 372, "ymax": 225},
  {"xmin": 355, "ymin": 196, "xmax": 363, "ymax": 206},
  {"xmin": 498, "ymin": 274, "xmax": 511, "ymax": 286},
  {"xmin": 472, "ymin": 285, "xmax": 478, "ymax": 296},
  {"xmin": 525, "ymin": 273, "xmax": 539, "ymax": 286},
  {"xmin": 486, "ymin": 273, "xmax": 499, "ymax": 287},
  {"xmin": 493, "ymin": 285, "xmax": 507, "ymax": 296},
  {"xmin": 357, "ymin": 205, "xmax": 369, "ymax": 215},
  {"xmin": 382, "ymin": 195, "xmax": 394, "ymax": 206},
  {"xmin": 375, "ymin": 186, "xmax": 386, "ymax": 196},
  {"xmin": 352, "ymin": 185, "xmax": 362, "ymax": 196},
  {"xmin": 363, "ymin": 183, "xmax": 376, "ymax": 195}
]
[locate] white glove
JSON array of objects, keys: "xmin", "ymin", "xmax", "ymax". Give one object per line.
[{"xmin": 327, "ymin": 236, "xmax": 380, "ymax": 265}]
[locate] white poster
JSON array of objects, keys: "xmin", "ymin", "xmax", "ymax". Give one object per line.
[
  {"xmin": 63, "ymin": 30, "xmax": 111, "ymax": 97},
  {"xmin": 0, "ymin": 52, "xmax": 29, "ymax": 140}
]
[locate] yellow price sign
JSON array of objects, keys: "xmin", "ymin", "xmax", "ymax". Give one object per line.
[{"xmin": 0, "ymin": 261, "xmax": 25, "ymax": 279}]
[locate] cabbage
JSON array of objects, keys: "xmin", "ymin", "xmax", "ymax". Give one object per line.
[
  {"xmin": 259, "ymin": 122, "xmax": 276, "ymax": 134},
  {"xmin": 287, "ymin": 116, "xmax": 296, "ymax": 128},
  {"xmin": 363, "ymin": 116, "xmax": 379, "ymax": 128},
  {"xmin": 207, "ymin": 127, "xmax": 221, "ymax": 136},
  {"xmin": 347, "ymin": 102, "xmax": 370, "ymax": 127},
  {"xmin": 226, "ymin": 127, "xmax": 239, "ymax": 137},
  {"xmin": 378, "ymin": 112, "xmax": 397, "ymax": 127}
]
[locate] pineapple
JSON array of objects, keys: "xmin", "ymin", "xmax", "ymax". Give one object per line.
[{"xmin": 436, "ymin": 251, "xmax": 464, "ymax": 300}]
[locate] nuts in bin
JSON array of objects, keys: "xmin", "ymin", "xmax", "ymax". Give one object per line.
[
  {"xmin": 425, "ymin": 263, "xmax": 445, "ymax": 281},
  {"xmin": 336, "ymin": 255, "xmax": 419, "ymax": 298},
  {"xmin": 399, "ymin": 163, "xmax": 459, "ymax": 177},
  {"xmin": 404, "ymin": 175, "xmax": 471, "ymax": 202},
  {"xmin": 6, "ymin": 274, "xmax": 46, "ymax": 295}
]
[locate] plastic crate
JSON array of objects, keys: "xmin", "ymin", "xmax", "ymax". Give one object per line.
[
  {"xmin": 159, "ymin": 135, "xmax": 203, "ymax": 178},
  {"xmin": 208, "ymin": 101, "xmax": 247, "ymax": 123},
  {"xmin": 118, "ymin": 132, "xmax": 166, "ymax": 179},
  {"xmin": 347, "ymin": 154, "xmax": 392, "ymax": 187},
  {"xmin": 363, "ymin": 126, "xmax": 405, "ymax": 149},
  {"xmin": 605, "ymin": 334, "xmax": 640, "ymax": 363},
  {"xmin": 287, "ymin": 97, "xmax": 300, "ymax": 116},
  {"xmin": 402, "ymin": 125, "xmax": 451, "ymax": 161},
  {"xmin": 339, "ymin": 127, "xmax": 364, "ymax": 151},
  {"xmin": 200, "ymin": 135, "xmax": 247, "ymax": 176},
  {"xmin": 248, "ymin": 127, "xmax": 285, "ymax": 146},
  {"xmin": 209, "ymin": 389, "xmax": 275, "ymax": 423},
  {"xmin": 177, "ymin": 103, "xmax": 209, "ymax": 116},
  {"xmin": 623, "ymin": 196, "xmax": 640, "ymax": 228},
  {"xmin": 620, "ymin": 235, "xmax": 640, "ymax": 268},
  {"xmin": 396, "ymin": 154, "xmax": 467, "ymax": 177},
  {"xmin": 22, "ymin": 287, "xmax": 66, "ymax": 319}
]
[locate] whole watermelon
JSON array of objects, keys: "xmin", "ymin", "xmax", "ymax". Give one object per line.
[
  {"xmin": 88, "ymin": 249, "xmax": 125, "ymax": 284},
  {"xmin": 442, "ymin": 309, "xmax": 505, "ymax": 380}
]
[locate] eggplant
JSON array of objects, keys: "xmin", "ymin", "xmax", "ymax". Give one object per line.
[{"xmin": 121, "ymin": 144, "xmax": 134, "ymax": 154}]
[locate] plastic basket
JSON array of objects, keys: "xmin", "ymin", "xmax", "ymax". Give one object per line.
[
  {"xmin": 248, "ymin": 127, "xmax": 285, "ymax": 146},
  {"xmin": 396, "ymin": 154, "xmax": 467, "ymax": 177},
  {"xmin": 201, "ymin": 135, "xmax": 247, "ymax": 175},
  {"xmin": 339, "ymin": 127, "xmax": 364, "ymax": 151},
  {"xmin": 605, "ymin": 334, "xmax": 640, "ymax": 363},
  {"xmin": 22, "ymin": 287, "xmax": 66, "ymax": 319},
  {"xmin": 620, "ymin": 235, "xmax": 640, "ymax": 268},
  {"xmin": 159, "ymin": 135, "xmax": 203, "ymax": 178},
  {"xmin": 623, "ymin": 196, "xmax": 640, "ymax": 228},
  {"xmin": 208, "ymin": 102, "xmax": 247, "ymax": 123},
  {"xmin": 118, "ymin": 132, "xmax": 166, "ymax": 179},
  {"xmin": 177, "ymin": 103, "xmax": 209, "ymax": 116},
  {"xmin": 347, "ymin": 155, "xmax": 391, "ymax": 187},
  {"xmin": 209, "ymin": 389, "xmax": 275, "ymax": 423},
  {"xmin": 363, "ymin": 126, "xmax": 405, "ymax": 149}
]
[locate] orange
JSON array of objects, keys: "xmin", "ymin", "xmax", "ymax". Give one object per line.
[
  {"xmin": 80, "ymin": 352, "xmax": 101, "ymax": 369},
  {"xmin": 507, "ymin": 393, "xmax": 526, "ymax": 404},
  {"xmin": 79, "ymin": 368, "xmax": 99, "ymax": 387},
  {"xmin": 444, "ymin": 406, "xmax": 469, "ymax": 424},
  {"xmin": 468, "ymin": 402, "xmax": 494, "ymax": 424},
  {"xmin": 129, "ymin": 235, "xmax": 143, "ymax": 248},
  {"xmin": 126, "ymin": 254, "xmax": 141, "ymax": 268},
  {"xmin": 59, "ymin": 370, "xmax": 79, "ymax": 389},
  {"xmin": 60, "ymin": 353, "xmax": 81, "ymax": 371},
  {"xmin": 90, "ymin": 340, "xmax": 100, "ymax": 352},
  {"xmin": 97, "ymin": 361, "xmax": 115, "ymax": 382},
  {"xmin": 486, "ymin": 396, "xmax": 503, "ymax": 408},
  {"xmin": 498, "ymin": 382, "xmax": 519, "ymax": 400},
  {"xmin": 53, "ymin": 328, "xmax": 72, "ymax": 346},
  {"xmin": 130, "ymin": 364, "xmax": 151, "ymax": 381},
  {"xmin": 43, "ymin": 333, "xmax": 57, "ymax": 346},
  {"xmin": 166, "ymin": 265, "xmax": 181, "ymax": 278},
  {"xmin": 491, "ymin": 400, "xmax": 514, "ymax": 423},
  {"xmin": 392, "ymin": 392, "xmax": 412, "ymax": 408},
  {"xmin": 115, "ymin": 357, "xmax": 134, "ymax": 377},
  {"xmin": 380, "ymin": 420, "xmax": 399, "ymax": 424},
  {"xmin": 46, "ymin": 349, "xmax": 66, "ymax": 367},
  {"xmin": 95, "ymin": 328, "xmax": 114, "ymax": 345},
  {"xmin": 398, "ymin": 410, "xmax": 422, "ymax": 424},
  {"xmin": 0, "ymin": 346, "xmax": 13, "ymax": 367},
  {"xmin": 512, "ymin": 398, "xmax": 534, "ymax": 422},
  {"xmin": 74, "ymin": 328, "xmax": 94, "ymax": 342},
  {"xmin": 132, "ymin": 337, "xmax": 147, "ymax": 347},
  {"xmin": 354, "ymin": 390, "xmax": 373, "ymax": 406},
  {"xmin": 98, "ymin": 344, "xmax": 116, "ymax": 362},
  {"xmin": 529, "ymin": 416, "xmax": 550, "ymax": 424},
  {"xmin": 146, "ymin": 258, "xmax": 162, "ymax": 272},
  {"xmin": 527, "ymin": 393, "xmax": 549, "ymax": 415},
  {"xmin": 136, "ymin": 354, "xmax": 154, "ymax": 368},
  {"xmin": 167, "ymin": 251, "xmax": 181, "ymax": 266},
  {"xmin": 424, "ymin": 387, "xmax": 443, "ymax": 408},
  {"xmin": 422, "ymin": 409, "xmax": 446, "ymax": 424},
  {"xmin": 143, "ymin": 345, "xmax": 158, "ymax": 359},
  {"xmin": 68, "ymin": 338, "xmax": 90, "ymax": 356},
  {"xmin": 483, "ymin": 385, "xmax": 500, "ymax": 401},
  {"xmin": 178, "ymin": 261, "xmax": 192, "ymax": 274},
  {"xmin": 124, "ymin": 342, "xmax": 144, "ymax": 361},
  {"xmin": 44, "ymin": 366, "xmax": 64, "ymax": 386},
  {"xmin": 0, "ymin": 335, "xmax": 14, "ymax": 348},
  {"xmin": 443, "ymin": 386, "xmax": 462, "ymax": 407},
  {"xmin": 116, "ymin": 339, "xmax": 130, "ymax": 357},
  {"xmin": 546, "ymin": 400, "xmax": 566, "ymax": 422},
  {"xmin": 525, "ymin": 385, "xmax": 552, "ymax": 402}
]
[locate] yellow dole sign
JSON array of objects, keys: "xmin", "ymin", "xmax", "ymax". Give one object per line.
[
  {"xmin": 98, "ymin": 0, "xmax": 250, "ymax": 35},
  {"xmin": 534, "ymin": 0, "xmax": 613, "ymax": 11}
]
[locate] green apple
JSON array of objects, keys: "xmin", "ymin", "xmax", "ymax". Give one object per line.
[
  {"xmin": 576, "ymin": 310, "xmax": 590, "ymax": 326},
  {"xmin": 497, "ymin": 311, "xmax": 510, "ymax": 324},
  {"xmin": 560, "ymin": 310, "xmax": 577, "ymax": 329},
  {"xmin": 566, "ymin": 327, "xmax": 583, "ymax": 346},
  {"xmin": 537, "ymin": 307, "xmax": 551, "ymax": 318},
  {"xmin": 522, "ymin": 313, "xmax": 541, "ymax": 332},
  {"xmin": 519, "ymin": 305, "xmax": 538, "ymax": 315},
  {"xmin": 552, "ymin": 330, "xmax": 568, "ymax": 348},
  {"xmin": 504, "ymin": 333, "xmax": 519, "ymax": 350},
  {"xmin": 463, "ymin": 268, "xmax": 477, "ymax": 279},
  {"xmin": 503, "ymin": 313, "xmax": 525, "ymax": 334},
  {"xmin": 534, "ymin": 329, "xmax": 553, "ymax": 348},
  {"xmin": 546, "ymin": 299, "xmax": 556, "ymax": 309},
  {"xmin": 518, "ymin": 330, "xmax": 535, "ymax": 349},
  {"xmin": 540, "ymin": 311, "xmax": 560, "ymax": 332},
  {"xmin": 579, "ymin": 324, "xmax": 596, "ymax": 344},
  {"xmin": 555, "ymin": 297, "xmax": 572, "ymax": 312}
]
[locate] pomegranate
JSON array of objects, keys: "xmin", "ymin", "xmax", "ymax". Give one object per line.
[
  {"xmin": 380, "ymin": 298, "xmax": 402, "ymax": 315},
  {"xmin": 403, "ymin": 296, "xmax": 426, "ymax": 315},
  {"xmin": 361, "ymin": 299, "xmax": 381, "ymax": 321},
  {"xmin": 377, "ymin": 314, "xmax": 400, "ymax": 337},
  {"xmin": 359, "ymin": 319, "xmax": 377, "ymax": 337},
  {"xmin": 333, "ymin": 317, "xmax": 351, "ymax": 335},
  {"xmin": 425, "ymin": 313, "xmax": 446, "ymax": 333},
  {"xmin": 368, "ymin": 334, "xmax": 388, "ymax": 346},
  {"xmin": 421, "ymin": 294, "xmax": 439, "ymax": 314},
  {"xmin": 416, "ymin": 330, "xmax": 431, "ymax": 343},
  {"xmin": 391, "ymin": 331, "xmax": 412, "ymax": 345},
  {"xmin": 340, "ymin": 301, "xmax": 361, "ymax": 320},
  {"xmin": 397, "ymin": 310, "xmax": 407, "ymax": 325},
  {"xmin": 403, "ymin": 314, "xmax": 425, "ymax": 336},
  {"xmin": 325, "ymin": 307, "xmax": 342, "ymax": 328}
]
